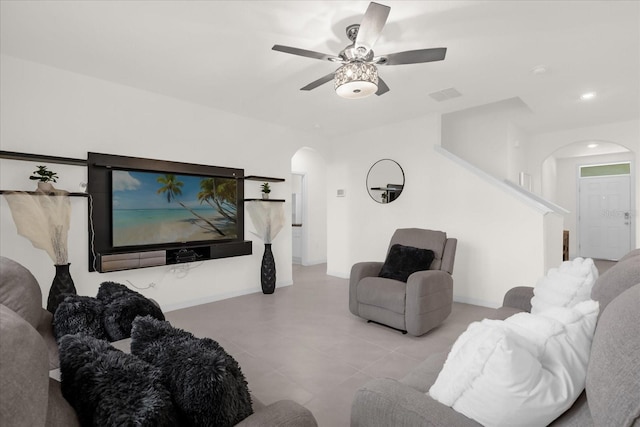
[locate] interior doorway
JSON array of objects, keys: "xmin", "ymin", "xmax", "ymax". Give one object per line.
[
  {"xmin": 578, "ymin": 162, "xmax": 633, "ymax": 260},
  {"xmin": 291, "ymin": 147, "xmax": 328, "ymax": 266},
  {"xmin": 291, "ymin": 173, "xmax": 304, "ymax": 265},
  {"xmin": 541, "ymin": 140, "xmax": 634, "ymax": 260}
]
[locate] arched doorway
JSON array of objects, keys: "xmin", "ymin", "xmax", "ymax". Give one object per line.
[
  {"xmin": 291, "ymin": 147, "xmax": 327, "ymax": 266},
  {"xmin": 541, "ymin": 140, "xmax": 635, "ymax": 260}
]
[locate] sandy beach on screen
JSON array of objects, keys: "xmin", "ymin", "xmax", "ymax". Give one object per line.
[{"xmin": 113, "ymin": 217, "xmax": 236, "ymax": 246}]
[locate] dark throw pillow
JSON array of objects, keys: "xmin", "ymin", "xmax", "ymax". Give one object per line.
[
  {"xmin": 131, "ymin": 316, "xmax": 253, "ymax": 427},
  {"xmin": 58, "ymin": 334, "xmax": 177, "ymax": 426},
  {"xmin": 379, "ymin": 244, "xmax": 435, "ymax": 282},
  {"xmin": 96, "ymin": 281, "xmax": 139, "ymax": 304},
  {"xmin": 53, "ymin": 295, "xmax": 108, "ymax": 341},
  {"xmin": 98, "ymin": 282, "xmax": 165, "ymax": 342}
]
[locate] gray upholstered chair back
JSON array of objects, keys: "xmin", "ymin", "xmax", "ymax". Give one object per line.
[{"xmin": 388, "ymin": 228, "xmax": 457, "ymax": 274}]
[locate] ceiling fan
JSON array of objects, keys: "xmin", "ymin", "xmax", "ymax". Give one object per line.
[{"xmin": 272, "ymin": 2, "xmax": 447, "ymax": 99}]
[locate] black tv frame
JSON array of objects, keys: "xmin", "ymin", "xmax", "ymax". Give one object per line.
[{"xmin": 87, "ymin": 152, "xmax": 251, "ymax": 272}]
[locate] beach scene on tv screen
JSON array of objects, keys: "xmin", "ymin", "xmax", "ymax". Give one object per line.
[{"xmin": 112, "ymin": 170, "xmax": 238, "ymax": 247}]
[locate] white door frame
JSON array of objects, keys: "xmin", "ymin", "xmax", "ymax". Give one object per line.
[{"xmin": 577, "ymin": 161, "xmax": 635, "ymax": 260}]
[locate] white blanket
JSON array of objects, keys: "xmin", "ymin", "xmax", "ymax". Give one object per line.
[
  {"xmin": 530, "ymin": 257, "xmax": 597, "ymax": 314},
  {"xmin": 429, "ymin": 300, "xmax": 599, "ymax": 427}
]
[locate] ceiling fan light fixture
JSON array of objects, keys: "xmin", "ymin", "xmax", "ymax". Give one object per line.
[{"xmin": 334, "ymin": 62, "xmax": 378, "ymax": 99}]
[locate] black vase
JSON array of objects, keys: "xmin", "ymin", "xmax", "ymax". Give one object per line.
[
  {"xmin": 46, "ymin": 263, "xmax": 77, "ymax": 314},
  {"xmin": 261, "ymin": 244, "xmax": 276, "ymax": 294}
]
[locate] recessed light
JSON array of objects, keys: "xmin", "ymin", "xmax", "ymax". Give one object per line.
[
  {"xmin": 580, "ymin": 92, "xmax": 596, "ymax": 100},
  {"xmin": 531, "ymin": 65, "xmax": 548, "ymax": 75},
  {"xmin": 587, "ymin": 143, "xmax": 599, "ymax": 148}
]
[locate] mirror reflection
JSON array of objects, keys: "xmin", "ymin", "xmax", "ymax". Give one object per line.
[{"xmin": 366, "ymin": 159, "xmax": 405, "ymax": 204}]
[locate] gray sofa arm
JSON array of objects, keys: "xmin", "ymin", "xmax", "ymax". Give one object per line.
[
  {"xmin": 349, "ymin": 262, "xmax": 383, "ymax": 315},
  {"xmin": 351, "ymin": 378, "xmax": 480, "ymax": 427},
  {"xmin": 405, "ymin": 270, "xmax": 453, "ymax": 336},
  {"xmin": 236, "ymin": 400, "xmax": 317, "ymax": 427},
  {"xmin": 502, "ymin": 286, "xmax": 534, "ymax": 312}
]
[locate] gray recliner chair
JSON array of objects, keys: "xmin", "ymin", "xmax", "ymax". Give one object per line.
[{"xmin": 349, "ymin": 228, "xmax": 457, "ymax": 336}]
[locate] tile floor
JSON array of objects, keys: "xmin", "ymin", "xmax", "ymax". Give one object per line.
[{"xmin": 165, "ymin": 264, "xmax": 497, "ymax": 426}]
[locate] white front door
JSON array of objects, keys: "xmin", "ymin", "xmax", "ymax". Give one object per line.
[{"xmin": 578, "ymin": 174, "xmax": 631, "ymax": 260}]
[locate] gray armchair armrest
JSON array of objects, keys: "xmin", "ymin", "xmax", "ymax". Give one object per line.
[
  {"xmin": 405, "ymin": 270, "xmax": 453, "ymax": 336},
  {"xmin": 236, "ymin": 400, "xmax": 317, "ymax": 427},
  {"xmin": 351, "ymin": 378, "xmax": 480, "ymax": 427},
  {"xmin": 349, "ymin": 262, "xmax": 383, "ymax": 315},
  {"xmin": 502, "ymin": 286, "xmax": 534, "ymax": 312}
]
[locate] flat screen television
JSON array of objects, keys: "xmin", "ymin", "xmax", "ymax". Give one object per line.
[
  {"xmin": 87, "ymin": 152, "xmax": 250, "ymax": 272},
  {"xmin": 112, "ymin": 170, "xmax": 238, "ymax": 247}
]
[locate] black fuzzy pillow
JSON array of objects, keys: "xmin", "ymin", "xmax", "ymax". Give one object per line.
[
  {"xmin": 53, "ymin": 295, "xmax": 108, "ymax": 341},
  {"xmin": 379, "ymin": 244, "xmax": 435, "ymax": 282},
  {"xmin": 98, "ymin": 282, "xmax": 165, "ymax": 341},
  {"xmin": 58, "ymin": 333, "xmax": 177, "ymax": 426},
  {"xmin": 131, "ymin": 316, "xmax": 253, "ymax": 427},
  {"xmin": 97, "ymin": 281, "xmax": 139, "ymax": 304}
]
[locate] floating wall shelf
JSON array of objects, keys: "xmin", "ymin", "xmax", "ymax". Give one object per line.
[
  {"xmin": 1, "ymin": 150, "xmax": 287, "ymax": 201},
  {"xmin": 243, "ymin": 175, "xmax": 285, "ymax": 182},
  {"xmin": 244, "ymin": 198, "xmax": 285, "ymax": 202},
  {"xmin": 0, "ymin": 150, "xmax": 87, "ymax": 166},
  {"xmin": 243, "ymin": 175, "xmax": 285, "ymax": 202},
  {"xmin": 0, "ymin": 190, "xmax": 88, "ymax": 197}
]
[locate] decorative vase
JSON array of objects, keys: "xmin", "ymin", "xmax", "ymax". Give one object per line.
[
  {"xmin": 37, "ymin": 181, "xmax": 55, "ymax": 192},
  {"xmin": 46, "ymin": 263, "xmax": 77, "ymax": 313},
  {"xmin": 262, "ymin": 193, "xmax": 269, "ymax": 200},
  {"xmin": 261, "ymin": 243, "xmax": 276, "ymax": 294}
]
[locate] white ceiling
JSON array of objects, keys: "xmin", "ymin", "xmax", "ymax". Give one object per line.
[{"xmin": 1, "ymin": 0, "xmax": 639, "ymax": 138}]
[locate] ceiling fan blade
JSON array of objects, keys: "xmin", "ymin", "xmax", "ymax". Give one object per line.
[
  {"xmin": 300, "ymin": 73, "xmax": 335, "ymax": 91},
  {"xmin": 272, "ymin": 45, "xmax": 340, "ymax": 62},
  {"xmin": 376, "ymin": 77, "xmax": 390, "ymax": 96},
  {"xmin": 355, "ymin": 2, "xmax": 390, "ymax": 54},
  {"xmin": 378, "ymin": 47, "xmax": 447, "ymax": 66}
]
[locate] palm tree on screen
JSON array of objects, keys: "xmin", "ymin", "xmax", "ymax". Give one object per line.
[
  {"xmin": 197, "ymin": 178, "xmax": 237, "ymax": 223},
  {"xmin": 156, "ymin": 174, "xmax": 183, "ymax": 203},
  {"xmin": 156, "ymin": 174, "xmax": 225, "ymax": 236}
]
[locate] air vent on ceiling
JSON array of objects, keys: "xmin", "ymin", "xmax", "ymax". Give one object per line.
[{"xmin": 429, "ymin": 87, "xmax": 462, "ymax": 102}]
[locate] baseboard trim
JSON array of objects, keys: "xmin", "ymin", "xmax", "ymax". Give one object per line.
[
  {"xmin": 453, "ymin": 295, "xmax": 500, "ymax": 309},
  {"xmin": 301, "ymin": 258, "xmax": 327, "ymax": 266},
  {"xmin": 163, "ymin": 281, "xmax": 294, "ymax": 312},
  {"xmin": 326, "ymin": 269, "xmax": 350, "ymax": 279}
]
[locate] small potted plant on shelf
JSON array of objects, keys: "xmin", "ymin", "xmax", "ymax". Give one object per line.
[
  {"xmin": 261, "ymin": 182, "xmax": 271, "ymax": 200},
  {"xmin": 29, "ymin": 165, "xmax": 59, "ymax": 192}
]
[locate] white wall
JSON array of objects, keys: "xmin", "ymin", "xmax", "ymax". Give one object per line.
[
  {"xmin": 442, "ymin": 109, "xmax": 508, "ymax": 179},
  {"xmin": 326, "ymin": 114, "xmax": 553, "ymax": 308},
  {"xmin": 507, "ymin": 122, "xmax": 529, "ymax": 184},
  {"xmin": 441, "ymin": 98, "xmax": 531, "ymax": 182},
  {"xmin": 0, "ymin": 54, "xmax": 324, "ymax": 311},
  {"xmin": 541, "ymin": 155, "xmax": 558, "ymax": 202},
  {"xmin": 291, "ymin": 147, "xmax": 327, "ymax": 265},
  {"xmin": 527, "ymin": 120, "xmax": 640, "ymax": 248}
]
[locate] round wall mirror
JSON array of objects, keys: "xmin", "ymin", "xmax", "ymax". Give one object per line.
[{"xmin": 366, "ymin": 159, "xmax": 405, "ymax": 204}]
